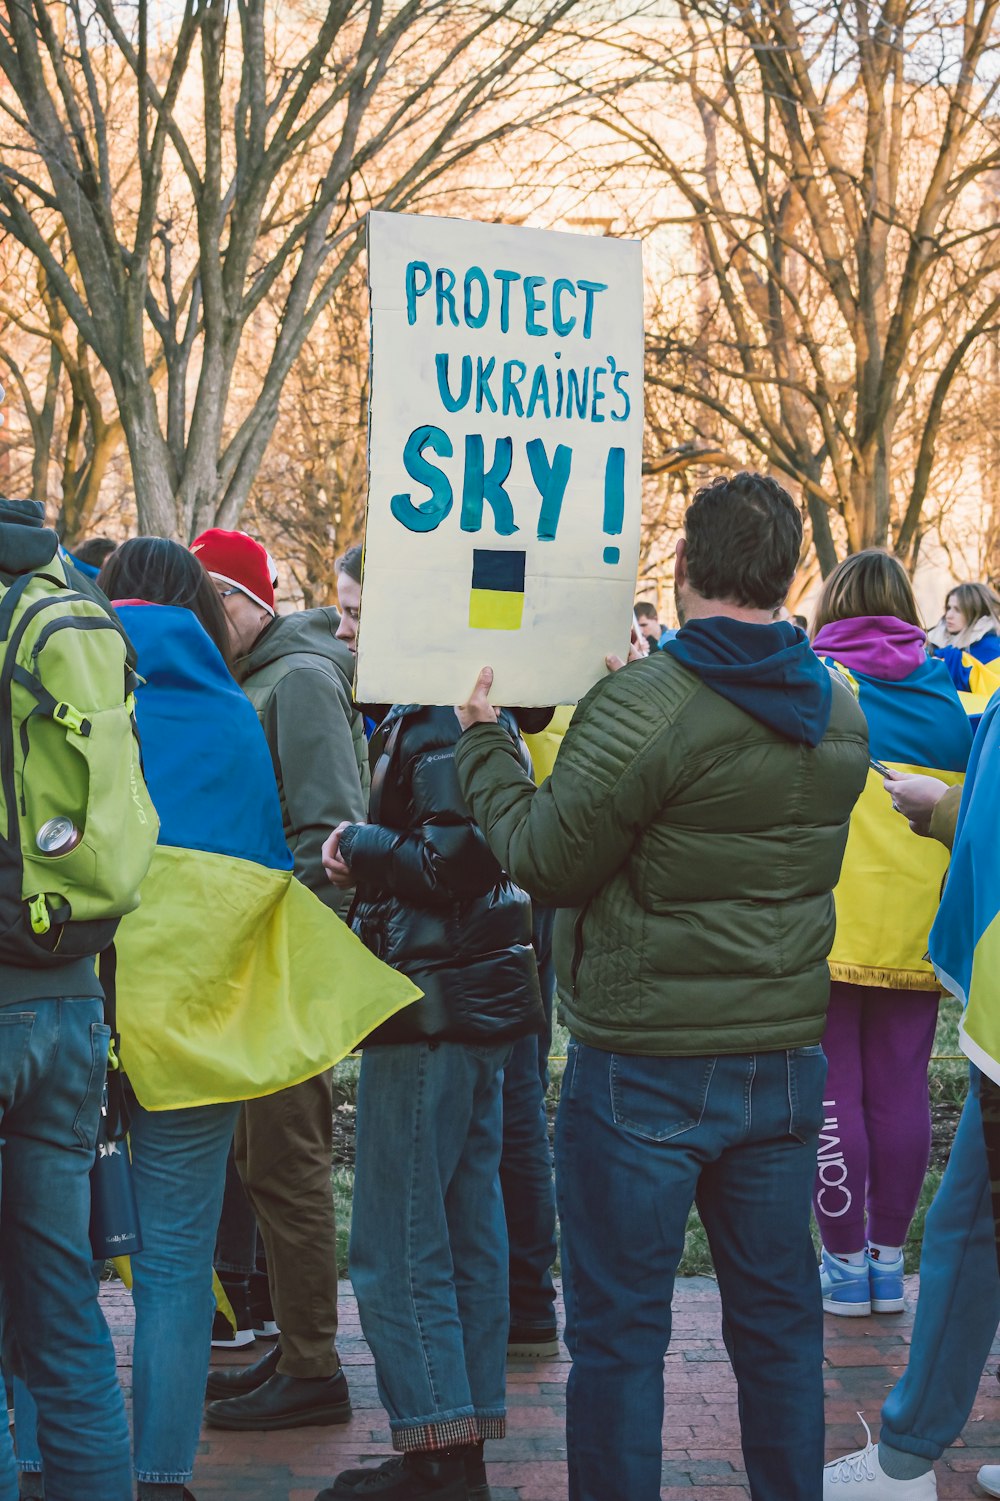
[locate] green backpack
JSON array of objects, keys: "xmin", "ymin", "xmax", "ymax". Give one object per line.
[{"xmin": 0, "ymin": 559, "xmax": 159, "ymax": 967}]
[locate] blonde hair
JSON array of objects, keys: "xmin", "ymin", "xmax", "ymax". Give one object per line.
[{"xmin": 812, "ymin": 550, "xmax": 920, "ymax": 636}]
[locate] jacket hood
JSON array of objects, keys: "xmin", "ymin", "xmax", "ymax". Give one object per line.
[
  {"xmin": 0, "ymin": 498, "xmax": 60, "ymax": 575},
  {"xmin": 239, "ymin": 606, "xmax": 354, "ymax": 691},
  {"xmin": 663, "ymin": 617, "xmax": 833, "ymax": 747},
  {"xmin": 811, "ymin": 615, "xmax": 928, "ymax": 682}
]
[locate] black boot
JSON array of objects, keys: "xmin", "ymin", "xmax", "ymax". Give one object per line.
[
  {"xmin": 332, "ymin": 1443, "xmax": 488, "ymax": 1501},
  {"xmin": 317, "ymin": 1449, "xmax": 473, "ymax": 1499},
  {"xmin": 204, "ymin": 1364, "xmax": 351, "ymax": 1431},
  {"xmin": 205, "ymin": 1340, "xmax": 281, "ymax": 1400}
]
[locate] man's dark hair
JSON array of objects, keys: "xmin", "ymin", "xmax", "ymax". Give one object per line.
[
  {"xmin": 72, "ymin": 535, "xmax": 118, "ymax": 568},
  {"xmin": 684, "ymin": 473, "xmax": 802, "ymax": 610},
  {"xmin": 634, "ymin": 601, "xmax": 658, "ymax": 621},
  {"xmin": 335, "ymin": 543, "xmax": 363, "ymax": 585}
]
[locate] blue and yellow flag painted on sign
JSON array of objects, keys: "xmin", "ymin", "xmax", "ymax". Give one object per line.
[
  {"xmin": 469, "ymin": 548, "xmax": 525, "ymax": 631},
  {"xmin": 930, "ymin": 692, "xmax": 1000, "ymax": 1083},
  {"xmin": 113, "ymin": 603, "xmax": 419, "ymax": 1111}
]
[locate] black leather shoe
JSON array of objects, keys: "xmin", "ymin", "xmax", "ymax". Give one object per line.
[
  {"xmin": 507, "ymin": 1322, "xmax": 559, "ymax": 1359},
  {"xmin": 334, "ymin": 1441, "xmax": 488, "ymax": 1499},
  {"xmin": 205, "ymin": 1340, "xmax": 281, "ymax": 1400},
  {"xmin": 316, "ymin": 1451, "xmax": 469, "ymax": 1498},
  {"xmin": 204, "ymin": 1367, "xmax": 351, "ymax": 1430}
]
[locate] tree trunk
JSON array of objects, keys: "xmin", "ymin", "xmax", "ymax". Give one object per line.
[{"xmin": 119, "ymin": 380, "xmax": 181, "ymax": 537}]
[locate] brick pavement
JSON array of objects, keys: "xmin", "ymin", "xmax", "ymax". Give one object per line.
[{"xmin": 98, "ymin": 1274, "xmax": 1000, "ymax": 1499}]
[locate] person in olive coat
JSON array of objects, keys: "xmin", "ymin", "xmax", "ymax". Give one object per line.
[
  {"xmin": 454, "ymin": 475, "xmax": 870, "ymax": 1501},
  {"xmin": 315, "ymin": 546, "xmax": 544, "ymax": 1501}
]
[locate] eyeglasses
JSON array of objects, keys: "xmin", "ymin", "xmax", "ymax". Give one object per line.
[{"xmin": 216, "ymin": 586, "xmax": 242, "ymax": 601}]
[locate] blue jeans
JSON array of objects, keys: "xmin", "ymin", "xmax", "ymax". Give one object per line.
[
  {"xmin": 880, "ymin": 1069, "xmax": 1000, "ymax": 1459},
  {"xmin": 501, "ymin": 1032, "xmax": 557, "ymax": 1329},
  {"xmin": 351, "ymin": 1041, "xmax": 510, "ymax": 1451},
  {"xmin": 557, "ymin": 1041, "xmax": 827, "ymax": 1501},
  {"xmin": 500, "ymin": 904, "xmax": 557, "ymax": 1329},
  {"xmin": 0, "ymin": 996, "xmax": 131, "ymax": 1501},
  {"xmin": 14, "ymin": 1095, "xmax": 239, "ymax": 1486}
]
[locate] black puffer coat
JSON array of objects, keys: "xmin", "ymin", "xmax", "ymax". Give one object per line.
[{"xmin": 339, "ymin": 705, "xmax": 543, "ymax": 1046}]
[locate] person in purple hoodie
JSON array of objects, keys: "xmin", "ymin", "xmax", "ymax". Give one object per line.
[{"xmin": 810, "ymin": 551, "xmax": 972, "ymax": 1319}]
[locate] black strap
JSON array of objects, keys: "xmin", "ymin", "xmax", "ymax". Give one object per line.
[
  {"xmin": 368, "ymin": 716, "xmax": 403, "ymax": 825},
  {"xmin": 11, "ymin": 663, "xmax": 92, "ymax": 735},
  {"xmin": 0, "ymin": 572, "xmax": 35, "ymax": 644},
  {"xmin": 99, "ymin": 945, "xmax": 131, "ymax": 1142}
]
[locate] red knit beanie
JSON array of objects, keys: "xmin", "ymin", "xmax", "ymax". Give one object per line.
[{"xmin": 190, "ymin": 529, "xmax": 277, "ymax": 616}]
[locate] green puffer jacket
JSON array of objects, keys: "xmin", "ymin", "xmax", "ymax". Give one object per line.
[
  {"xmin": 454, "ymin": 651, "xmax": 869, "ymax": 1056},
  {"xmin": 238, "ymin": 608, "xmax": 369, "ymax": 919}
]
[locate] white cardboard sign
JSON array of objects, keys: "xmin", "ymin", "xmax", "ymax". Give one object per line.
[{"xmin": 356, "ymin": 210, "xmax": 644, "ymax": 707}]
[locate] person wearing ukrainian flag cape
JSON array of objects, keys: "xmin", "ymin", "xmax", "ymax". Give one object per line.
[
  {"xmin": 822, "ymin": 688, "xmax": 1000, "ymax": 1496},
  {"xmin": 10, "ymin": 538, "xmax": 417, "ymax": 1501},
  {"xmin": 927, "ymin": 580, "xmax": 1000, "ymax": 697},
  {"xmin": 810, "ymin": 551, "xmax": 972, "ymax": 1321}
]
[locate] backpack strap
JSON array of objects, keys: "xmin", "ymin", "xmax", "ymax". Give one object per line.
[
  {"xmin": 0, "ymin": 567, "xmax": 71, "ymax": 643},
  {"xmin": 99, "ymin": 945, "xmax": 131, "ymax": 1143},
  {"xmin": 368, "ymin": 715, "xmax": 404, "ymax": 824},
  {"xmin": 0, "ymin": 572, "xmax": 35, "ymax": 643},
  {"xmin": 12, "ymin": 664, "xmax": 93, "ymax": 736}
]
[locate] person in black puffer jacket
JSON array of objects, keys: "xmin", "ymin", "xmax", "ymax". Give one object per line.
[{"xmin": 315, "ymin": 547, "xmax": 543, "ymax": 1501}]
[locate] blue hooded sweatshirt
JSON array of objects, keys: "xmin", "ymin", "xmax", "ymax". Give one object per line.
[{"xmin": 662, "ymin": 618, "xmax": 832, "ymax": 748}]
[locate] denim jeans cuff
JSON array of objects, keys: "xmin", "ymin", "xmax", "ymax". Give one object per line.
[
  {"xmin": 878, "ymin": 1428, "xmax": 945, "ymax": 1463},
  {"xmin": 135, "ymin": 1470, "xmax": 195, "ymax": 1484}
]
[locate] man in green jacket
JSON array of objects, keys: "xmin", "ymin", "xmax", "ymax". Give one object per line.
[
  {"xmin": 190, "ymin": 529, "xmax": 368, "ymax": 1433},
  {"xmin": 454, "ymin": 473, "xmax": 869, "ymax": 1501}
]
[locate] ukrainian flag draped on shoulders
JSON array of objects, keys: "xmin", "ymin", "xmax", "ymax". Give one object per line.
[
  {"xmin": 113, "ymin": 602, "xmax": 418, "ymax": 1110},
  {"xmin": 813, "ymin": 615, "xmax": 972, "ymax": 990},
  {"xmin": 931, "ymin": 694, "xmax": 1000, "ymax": 1082}
]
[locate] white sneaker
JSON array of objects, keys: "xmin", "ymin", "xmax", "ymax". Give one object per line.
[
  {"xmin": 824, "ymin": 1416, "xmax": 937, "ymax": 1497},
  {"xmin": 979, "ymin": 1465, "xmax": 1000, "ymax": 1497}
]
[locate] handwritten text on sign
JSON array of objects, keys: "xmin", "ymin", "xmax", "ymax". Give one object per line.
[{"xmin": 357, "ymin": 212, "xmax": 644, "ymax": 707}]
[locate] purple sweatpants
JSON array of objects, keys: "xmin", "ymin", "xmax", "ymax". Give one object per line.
[{"xmin": 813, "ymin": 981, "xmax": 939, "ymax": 1253}]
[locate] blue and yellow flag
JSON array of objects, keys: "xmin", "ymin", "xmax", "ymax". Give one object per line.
[
  {"xmin": 469, "ymin": 548, "xmax": 525, "ymax": 631},
  {"xmin": 930, "ymin": 692, "xmax": 1000, "ymax": 1082},
  {"xmin": 823, "ymin": 656, "xmax": 971, "ymax": 989},
  {"xmin": 113, "ymin": 603, "xmax": 419, "ymax": 1110}
]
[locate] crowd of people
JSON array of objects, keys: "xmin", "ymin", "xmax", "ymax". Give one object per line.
[{"xmin": 2, "ymin": 476, "xmax": 1000, "ymax": 1501}]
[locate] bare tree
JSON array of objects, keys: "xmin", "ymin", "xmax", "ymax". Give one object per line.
[
  {"xmin": 246, "ymin": 279, "xmax": 369, "ymax": 606},
  {"xmin": 0, "ymin": 0, "xmax": 598, "ymax": 540},
  {"xmin": 597, "ymin": 0, "xmax": 1000, "ymax": 572},
  {"xmin": 0, "ymin": 240, "xmax": 129, "ymax": 540}
]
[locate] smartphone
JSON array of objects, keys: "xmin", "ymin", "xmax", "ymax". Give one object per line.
[{"xmin": 869, "ymin": 757, "xmax": 892, "ymax": 777}]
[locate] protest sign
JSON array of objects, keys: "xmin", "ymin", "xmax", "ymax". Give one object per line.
[{"xmin": 356, "ymin": 210, "xmax": 644, "ymax": 707}]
